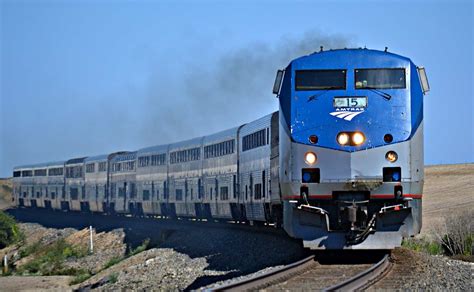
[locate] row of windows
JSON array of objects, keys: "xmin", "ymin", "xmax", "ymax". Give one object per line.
[
  {"xmin": 242, "ymin": 128, "xmax": 269, "ymax": 152},
  {"xmin": 34, "ymin": 169, "xmax": 47, "ymax": 176},
  {"xmin": 174, "ymin": 186, "xmax": 230, "ymax": 201},
  {"xmin": 15, "ymin": 167, "xmax": 63, "ymax": 177},
  {"xmin": 15, "ymin": 163, "xmax": 107, "ymax": 178},
  {"xmin": 87, "ymin": 162, "xmax": 107, "ymax": 173},
  {"xmin": 16, "ymin": 176, "xmax": 267, "ymax": 202},
  {"xmin": 66, "ymin": 166, "xmax": 83, "ymax": 178},
  {"xmin": 204, "ymin": 140, "xmax": 235, "ymax": 159},
  {"xmin": 138, "ymin": 153, "xmax": 166, "ymax": 167},
  {"xmin": 17, "ymin": 186, "xmax": 65, "ymax": 200},
  {"xmin": 15, "ymin": 131, "xmax": 270, "ymax": 177},
  {"xmin": 112, "ymin": 161, "xmax": 135, "ymax": 172},
  {"xmin": 21, "ymin": 170, "xmax": 33, "ymax": 177},
  {"xmin": 18, "ymin": 186, "xmax": 113, "ymax": 200},
  {"xmin": 98, "ymin": 162, "xmax": 107, "ymax": 172},
  {"xmin": 48, "ymin": 168, "xmax": 63, "ymax": 176},
  {"xmin": 86, "ymin": 163, "xmax": 95, "ymax": 173},
  {"xmin": 170, "ymin": 148, "xmax": 201, "ymax": 164}
]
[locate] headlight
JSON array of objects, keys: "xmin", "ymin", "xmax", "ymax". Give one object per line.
[
  {"xmin": 337, "ymin": 133, "xmax": 350, "ymax": 145},
  {"xmin": 352, "ymin": 132, "xmax": 365, "ymax": 145},
  {"xmin": 304, "ymin": 152, "xmax": 317, "ymax": 165},
  {"xmin": 385, "ymin": 151, "xmax": 398, "ymax": 163}
]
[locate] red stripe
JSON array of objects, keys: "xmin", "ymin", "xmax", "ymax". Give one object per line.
[{"xmin": 403, "ymin": 194, "xmax": 423, "ymax": 199}]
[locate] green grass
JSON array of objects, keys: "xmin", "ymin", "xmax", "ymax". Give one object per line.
[
  {"xmin": 19, "ymin": 241, "xmax": 43, "ymax": 258},
  {"xmin": 17, "ymin": 239, "xmax": 89, "ymax": 276},
  {"xmin": 72, "ymin": 238, "xmax": 152, "ymax": 284},
  {"xmin": 128, "ymin": 238, "xmax": 150, "ymax": 256},
  {"xmin": 11, "ymin": 232, "xmax": 150, "ymax": 285},
  {"xmin": 402, "ymin": 237, "xmax": 443, "ymax": 255},
  {"xmin": 70, "ymin": 271, "xmax": 92, "ymax": 285},
  {"xmin": 0, "ymin": 211, "xmax": 23, "ymax": 248},
  {"xmin": 108, "ymin": 272, "xmax": 118, "ymax": 284},
  {"xmin": 99, "ymin": 238, "xmax": 150, "ymax": 271},
  {"xmin": 103, "ymin": 256, "xmax": 123, "ymax": 269}
]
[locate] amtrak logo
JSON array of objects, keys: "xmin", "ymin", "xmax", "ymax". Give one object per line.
[{"xmin": 330, "ymin": 109, "xmax": 364, "ymax": 121}]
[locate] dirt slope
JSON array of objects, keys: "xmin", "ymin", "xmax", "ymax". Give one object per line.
[
  {"xmin": 0, "ymin": 178, "xmax": 13, "ymax": 210},
  {"xmin": 421, "ymin": 163, "xmax": 474, "ymax": 235}
]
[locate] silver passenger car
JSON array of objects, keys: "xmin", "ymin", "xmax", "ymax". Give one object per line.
[
  {"xmin": 168, "ymin": 137, "xmax": 203, "ymax": 218},
  {"xmin": 202, "ymin": 127, "xmax": 240, "ymax": 220},
  {"xmin": 13, "ymin": 161, "xmax": 66, "ymax": 209},
  {"xmin": 13, "ymin": 164, "xmax": 39, "ymax": 208},
  {"xmin": 239, "ymin": 113, "xmax": 274, "ymax": 222},
  {"xmin": 45, "ymin": 161, "xmax": 66, "ymax": 210},
  {"xmin": 64, "ymin": 157, "xmax": 86, "ymax": 211},
  {"xmin": 109, "ymin": 152, "xmax": 137, "ymax": 214},
  {"xmin": 84, "ymin": 154, "xmax": 109, "ymax": 213},
  {"xmin": 136, "ymin": 144, "xmax": 169, "ymax": 215}
]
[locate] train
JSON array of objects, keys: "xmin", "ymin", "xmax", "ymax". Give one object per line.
[{"xmin": 12, "ymin": 48, "xmax": 430, "ymax": 249}]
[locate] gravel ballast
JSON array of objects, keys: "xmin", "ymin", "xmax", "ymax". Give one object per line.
[{"xmin": 370, "ymin": 248, "xmax": 473, "ymax": 290}]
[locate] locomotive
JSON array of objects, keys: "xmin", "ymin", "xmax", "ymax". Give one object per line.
[{"xmin": 12, "ymin": 48, "xmax": 429, "ymax": 249}]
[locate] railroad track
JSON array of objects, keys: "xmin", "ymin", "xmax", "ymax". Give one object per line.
[{"xmin": 211, "ymin": 253, "xmax": 391, "ymax": 291}]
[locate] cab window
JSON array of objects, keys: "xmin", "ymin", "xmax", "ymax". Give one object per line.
[
  {"xmin": 355, "ymin": 68, "xmax": 406, "ymax": 89},
  {"xmin": 295, "ymin": 70, "xmax": 346, "ymax": 90}
]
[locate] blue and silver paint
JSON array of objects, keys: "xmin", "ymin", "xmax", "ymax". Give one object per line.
[{"xmin": 278, "ymin": 48, "xmax": 427, "ymax": 249}]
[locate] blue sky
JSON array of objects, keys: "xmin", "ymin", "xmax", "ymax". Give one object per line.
[{"xmin": 1, "ymin": 0, "xmax": 473, "ymax": 177}]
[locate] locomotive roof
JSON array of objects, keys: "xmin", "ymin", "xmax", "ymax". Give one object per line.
[{"xmin": 291, "ymin": 48, "xmax": 412, "ymax": 68}]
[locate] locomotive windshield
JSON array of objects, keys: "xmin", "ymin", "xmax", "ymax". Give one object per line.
[
  {"xmin": 295, "ymin": 70, "xmax": 346, "ymax": 90},
  {"xmin": 355, "ymin": 68, "xmax": 406, "ymax": 89}
]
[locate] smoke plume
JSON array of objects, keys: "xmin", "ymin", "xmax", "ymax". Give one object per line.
[{"xmin": 140, "ymin": 30, "xmax": 352, "ymax": 146}]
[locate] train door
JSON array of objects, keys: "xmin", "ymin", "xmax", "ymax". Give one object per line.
[
  {"xmin": 214, "ymin": 178, "xmax": 219, "ymax": 216},
  {"xmin": 122, "ymin": 181, "xmax": 127, "ymax": 213},
  {"xmin": 151, "ymin": 181, "xmax": 156, "ymax": 214},
  {"xmin": 185, "ymin": 179, "xmax": 189, "ymax": 215}
]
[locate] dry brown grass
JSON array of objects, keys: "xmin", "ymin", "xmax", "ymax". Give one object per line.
[
  {"xmin": 422, "ymin": 163, "xmax": 474, "ymax": 235},
  {"xmin": 0, "ymin": 178, "xmax": 13, "ymax": 210},
  {"xmin": 433, "ymin": 209, "xmax": 473, "ymax": 256}
]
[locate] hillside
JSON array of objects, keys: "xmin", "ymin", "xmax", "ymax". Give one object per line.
[
  {"xmin": 0, "ymin": 178, "xmax": 12, "ymax": 210},
  {"xmin": 421, "ymin": 163, "xmax": 474, "ymax": 234}
]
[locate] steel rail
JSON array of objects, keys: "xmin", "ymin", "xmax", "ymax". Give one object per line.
[
  {"xmin": 210, "ymin": 255, "xmax": 316, "ymax": 291},
  {"xmin": 323, "ymin": 253, "xmax": 391, "ymax": 291}
]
